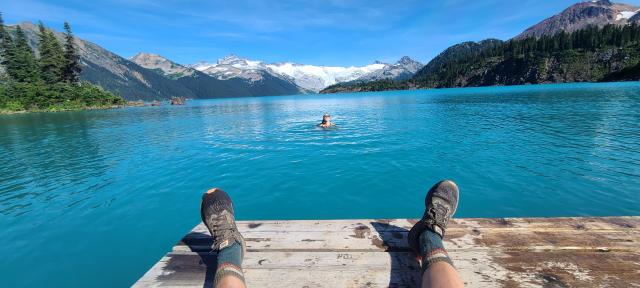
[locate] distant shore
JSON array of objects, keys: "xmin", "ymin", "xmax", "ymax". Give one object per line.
[
  {"xmin": 0, "ymin": 104, "xmax": 124, "ymax": 115},
  {"xmin": 0, "ymin": 97, "xmax": 192, "ymax": 115}
]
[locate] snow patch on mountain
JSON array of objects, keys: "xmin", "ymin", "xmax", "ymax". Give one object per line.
[
  {"xmin": 355, "ymin": 56, "xmax": 424, "ymax": 82},
  {"xmin": 190, "ymin": 54, "xmax": 282, "ymax": 83},
  {"xmin": 515, "ymin": 0, "xmax": 640, "ymax": 39},
  {"xmin": 616, "ymin": 10, "xmax": 639, "ymax": 20},
  {"xmin": 266, "ymin": 62, "xmax": 386, "ymax": 92},
  {"xmin": 130, "ymin": 52, "xmax": 194, "ymax": 78},
  {"xmin": 190, "ymin": 55, "xmax": 423, "ymax": 92}
]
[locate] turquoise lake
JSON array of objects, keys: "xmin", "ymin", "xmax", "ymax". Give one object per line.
[{"xmin": 1, "ymin": 82, "xmax": 639, "ymax": 287}]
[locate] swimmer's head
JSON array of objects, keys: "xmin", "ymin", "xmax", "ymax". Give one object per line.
[{"xmin": 322, "ymin": 113, "xmax": 331, "ymax": 124}]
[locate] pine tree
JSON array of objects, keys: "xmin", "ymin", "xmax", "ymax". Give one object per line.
[
  {"xmin": 38, "ymin": 21, "xmax": 65, "ymax": 84},
  {"xmin": 62, "ymin": 22, "xmax": 81, "ymax": 84},
  {"xmin": 10, "ymin": 26, "xmax": 40, "ymax": 83},
  {"xmin": 0, "ymin": 12, "xmax": 6, "ymax": 56},
  {"xmin": 0, "ymin": 12, "xmax": 16, "ymax": 79}
]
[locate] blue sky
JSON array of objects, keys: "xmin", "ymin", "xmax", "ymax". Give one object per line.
[{"xmin": 4, "ymin": 0, "xmax": 640, "ymax": 66}]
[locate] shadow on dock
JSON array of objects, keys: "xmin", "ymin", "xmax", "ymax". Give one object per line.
[
  {"xmin": 370, "ymin": 221, "xmax": 422, "ymax": 287},
  {"xmin": 177, "ymin": 222, "xmax": 422, "ymax": 287},
  {"xmin": 138, "ymin": 217, "xmax": 640, "ymax": 287},
  {"xmin": 182, "ymin": 231, "xmax": 218, "ymax": 288}
]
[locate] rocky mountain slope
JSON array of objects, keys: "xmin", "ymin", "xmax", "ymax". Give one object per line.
[
  {"xmin": 188, "ymin": 54, "xmax": 306, "ymax": 93},
  {"xmin": 4, "ymin": 22, "xmax": 423, "ymax": 98},
  {"xmin": 412, "ymin": 41, "xmax": 503, "ymax": 79},
  {"xmin": 9, "ymin": 22, "xmax": 198, "ymax": 100},
  {"xmin": 190, "ymin": 55, "xmax": 423, "ymax": 92},
  {"xmin": 129, "ymin": 52, "xmax": 303, "ymax": 98},
  {"xmin": 515, "ymin": 0, "xmax": 639, "ymax": 39},
  {"xmin": 321, "ymin": 40, "xmax": 502, "ymax": 93},
  {"xmin": 130, "ymin": 52, "xmax": 195, "ymax": 79},
  {"xmin": 191, "ymin": 55, "xmax": 280, "ymax": 82},
  {"xmin": 415, "ymin": 45, "xmax": 640, "ymax": 88},
  {"xmin": 350, "ymin": 56, "xmax": 424, "ymax": 82},
  {"xmin": 7, "ymin": 23, "xmax": 305, "ymax": 100},
  {"xmin": 321, "ymin": 1, "xmax": 640, "ymax": 94}
]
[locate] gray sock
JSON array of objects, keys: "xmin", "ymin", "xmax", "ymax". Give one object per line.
[
  {"xmin": 419, "ymin": 229, "xmax": 454, "ymax": 272},
  {"xmin": 214, "ymin": 242, "xmax": 245, "ymax": 287}
]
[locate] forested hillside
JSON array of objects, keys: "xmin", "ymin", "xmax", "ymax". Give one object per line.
[
  {"xmin": 0, "ymin": 14, "xmax": 123, "ymax": 113},
  {"xmin": 321, "ymin": 24, "xmax": 640, "ymax": 93}
]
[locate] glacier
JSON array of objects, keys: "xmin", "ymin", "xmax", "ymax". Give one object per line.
[{"xmin": 189, "ymin": 54, "xmax": 423, "ymax": 92}]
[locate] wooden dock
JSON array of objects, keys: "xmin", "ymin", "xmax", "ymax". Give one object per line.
[{"xmin": 134, "ymin": 217, "xmax": 640, "ymax": 287}]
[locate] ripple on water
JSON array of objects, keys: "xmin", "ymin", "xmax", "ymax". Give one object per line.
[{"xmin": 0, "ymin": 83, "xmax": 639, "ymax": 288}]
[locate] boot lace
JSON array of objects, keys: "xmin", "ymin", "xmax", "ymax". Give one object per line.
[{"xmin": 426, "ymin": 203, "xmax": 450, "ymax": 228}]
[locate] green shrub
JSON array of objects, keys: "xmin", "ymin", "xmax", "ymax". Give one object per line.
[{"xmin": 0, "ymin": 81, "xmax": 124, "ymax": 113}]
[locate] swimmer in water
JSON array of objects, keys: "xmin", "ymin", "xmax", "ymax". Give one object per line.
[{"xmin": 318, "ymin": 113, "xmax": 336, "ymax": 128}]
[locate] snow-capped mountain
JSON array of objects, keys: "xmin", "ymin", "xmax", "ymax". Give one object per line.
[
  {"xmin": 190, "ymin": 54, "xmax": 276, "ymax": 82},
  {"xmin": 130, "ymin": 52, "xmax": 304, "ymax": 97},
  {"xmin": 265, "ymin": 62, "xmax": 387, "ymax": 92},
  {"xmin": 355, "ymin": 56, "xmax": 424, "ymax": 82},
  {"xmin": 515, "ymin": 0, "xmax": 640, "ymax": 39},
  {"xmin": 130, "ymin": 52, "xmax": 195, "ymax": 79},
  {"xmin": 190, "ymin": 55, "xmax": 424, "ymax": 92}
]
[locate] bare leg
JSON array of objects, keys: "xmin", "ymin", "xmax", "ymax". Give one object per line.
[
  {"xmin": 216, "ymin": 275, "xmax": 247, "ymax": 288},
  {"xmin": 422, "ymin": 262, "xmax": 464, "ymax": 288}
]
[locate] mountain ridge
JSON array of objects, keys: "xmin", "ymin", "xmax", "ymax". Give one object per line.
[
  {"xmin": 129, "ymin": 52, "xmax": 196, "ymax": 79},
  {"xmin": 5, "ymin": 23, "xmax": 312, "ymax": 100},
  {"xmin": 8, "ymin": 22, "xmax": 214, "ymax": 100},
  {"xmin": 320, "ymin": 0, "xmax": 640, "ymax": 94},
  {"xmin": 515, "ymin": 0, "xmax": 640, "ymax": 39},
  {"xmin": 128, "ymin": 52, "xmax": 304, "ymax": 98},
  {"xmin": 189, "ymin": 54, "xmax": 423, "ymax": 92},
  {"xmin": 3, "ymin": 22, "xmax": 424, "ymax": 98}
]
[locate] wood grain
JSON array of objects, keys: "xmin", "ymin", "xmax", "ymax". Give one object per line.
[{"xmin": 134, "ymin": 217, "xmax": 640, "ymax": 287}]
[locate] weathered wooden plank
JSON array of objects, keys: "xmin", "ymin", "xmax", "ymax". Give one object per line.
[
  {"xmin": 134, "ymin": 251, "xmax": 422, "ymax": 288},
  {"xmin": 484, "ymin": 250, "xmax": 640, "ymax": 288},
  {"xmin": 175, "ymin": 230, "xmax": 640, "ymax": 253},
  {"xmin": 191, "ymin": 217, "xmax": 640, "ymax": 234},
  {"xmin": 135, "ymin": 217, "xmax": 640, "ymax": 288},
  {"xmin": 134, "ymin": 250, "xmax": 640, "ymax": 288},
  {"xmin": 178, "ymin": 218, "xmax": 640, "ymax": 253}
]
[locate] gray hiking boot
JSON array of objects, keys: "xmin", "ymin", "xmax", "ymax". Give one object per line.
[
  {"xmin": 408, "ymin": 180, "xmax": 459, "ymax": 255},
  {"xmin": 200, "ymin": 188, "xmax": 246, "ymax": 254}
]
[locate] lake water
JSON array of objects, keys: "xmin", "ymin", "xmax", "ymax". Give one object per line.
[{"xmin": 1, "ymin": 82, "xmax": 639, "ymax": 287}]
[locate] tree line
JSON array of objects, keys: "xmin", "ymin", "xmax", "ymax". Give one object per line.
[
  {"xmin": 465, "ymin": 23, "xmax": 640, "ymax": 64},
  {"xmin": 323, "ymin": 23, "xmax": 640, "ymax": 93},
  {"xmin": 416, "ymin": 23, "xmax": 640, "ymax": 86},
  {"xmin": 0, "ymin": 12, "xmax": 123, "ymax": 113}
]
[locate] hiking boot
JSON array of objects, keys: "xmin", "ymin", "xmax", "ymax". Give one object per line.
[
  {"xmin": 407, "ymin": 180, "xmax": 459, "ymax": 255},
  {"xmin": 200, "ymin": 188, "xmax": 245, "ymax": 254}
]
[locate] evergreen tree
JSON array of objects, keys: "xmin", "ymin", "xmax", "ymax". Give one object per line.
[
  {"xmin": 38, "ymin": 21, "xmax": 65, "ymax": 84},
  {"xmin": 62, "ymin": 22, "xmax": 81, "ymax": 84},
  {"xmin": 1, "ymin": 14, "xmax": 124, "ymax": 112},
  {"xmin": 324, "ymin": 23, "xmax": 640, "ymax": 93},
  {"xmin": 10, "ymin": 26, "xmax": 40, "ymax": 83},
  {"xmin": 0, "ymin": 12, "xmax": 16, "ymax": 79}
]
